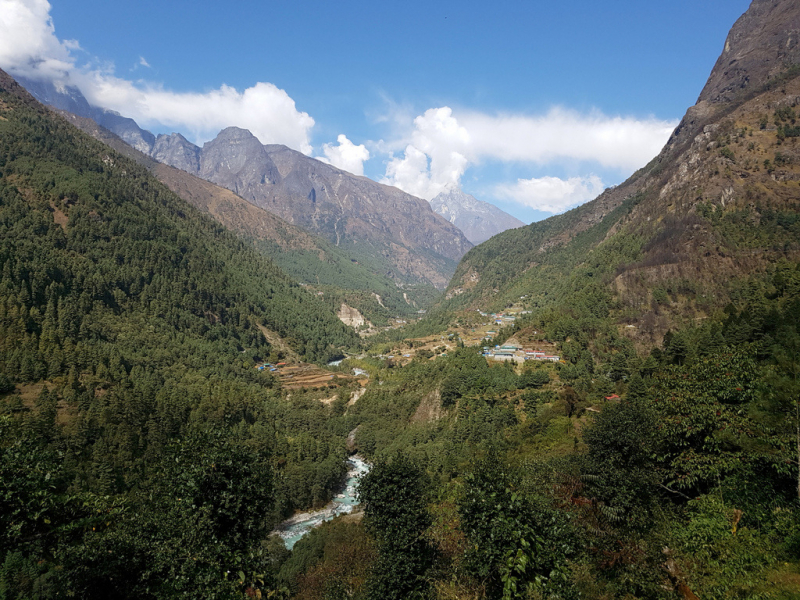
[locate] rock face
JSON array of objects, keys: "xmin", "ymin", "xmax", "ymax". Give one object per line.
[
  {"xmin": 429, "ymin": 187, "xmax": 525, "ymax": 244},
  {"xmin": 153, "ymin": 127, "xmax": 472, "ymax": 288},
  {"xmin": 698, "ymin": 0, "xmax": 800, "ymax": 106},
  {"xmin": 664, "ymin": 0, "xmax": 800, "ymax": 161},
  {"xmin": 151, "ymin": 133, "xmax": 200, "ymax": 173},
  {"xmin": 337, "ymin": 303, "xmax": 369, "ymax": 328},
  {"xmin": 198, "ymin": 127, "xmax": 282, "ymax": 198}
]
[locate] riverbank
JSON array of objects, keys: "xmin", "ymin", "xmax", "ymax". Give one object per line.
[{"xmin": 274, "ymin": 455, "xmax": 370, "ymax": 550}]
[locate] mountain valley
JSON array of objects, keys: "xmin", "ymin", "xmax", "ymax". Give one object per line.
[
  {"xmin": 14, "ymin": 76, "xmax": 475, "ymax": 291},
  {"xmin": 51, "ymin": 109, "xmax": 435, "ymax": 327},
  {"xmin": 2, "ymin": 1, "xmax": 800, "ymax": 598}
]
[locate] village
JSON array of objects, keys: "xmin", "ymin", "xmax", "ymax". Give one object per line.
[
  {"xmin": 365, "ymin": 303, "xmax": 563, "ymax": 367},
  {"xmin": 482, "ymin": 342, "xmax": 561, "ymax": 364},
  {"xmin": 253, "ymin": 302, "xmax": 563, "ymax": 393}
]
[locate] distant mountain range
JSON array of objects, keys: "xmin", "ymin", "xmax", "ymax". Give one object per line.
[
  {"xmin": 15, "ymin": 76, "xmax": 474, "ymax": 290},
  {"xmin": 429, "ymin": 187, "xmax": 525, "ymax": 244}
]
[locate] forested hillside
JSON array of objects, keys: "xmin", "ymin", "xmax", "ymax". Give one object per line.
[
  {"xmin": 0, "ymin": 69, "xmax": 365, "ymax": 597},
  {"xmin": 255, "ymin": 1, "xmax": 800, "ymax": 598},
  {"xmin": 272, "ymin": 272, "xmax": 800, "ymax": 598},
  {"xmin": 14, "ymin": 76, "xmax": 474, "ymax": 292}
]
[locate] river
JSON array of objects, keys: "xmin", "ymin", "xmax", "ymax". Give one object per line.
[{"xmin": 274, "ymin": 455, "xmax": 370, "ymax": 550}]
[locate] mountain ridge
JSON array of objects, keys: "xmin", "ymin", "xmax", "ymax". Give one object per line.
[
  {"xmin": 52, "ymin": 108, "xmax": 433, "ymax": 325},
  {"xmin": 440, "ymin": 0, "xmax": 800, "ymax": 347},
  {"xmin": 152, "ymin": 127, "xmax": 472, "ymax": 289},
  {"xmin": 0, "ymin": 67, "xmax": 360, "ymax": 364}
]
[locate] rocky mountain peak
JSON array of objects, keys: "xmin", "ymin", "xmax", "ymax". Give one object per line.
[
  {"xmin": 429, "ymin": 186, "xmax": 524, "ymax": 245},
  {"xmin": 698, "ymin": 0, "xmax": 800, "ymax": 106},
  {"xmin": 198, "ymin": 127, "xmax": 281, "ymax": 195},
  {"xmin": 210, "ymin": 126, "xmax": 260, "ymax": 144},
  {"xmin": 141, "ymin": 124, "xmax": 471, "ymax": 287},
  {"xmin": 651, "ymin": 0, "xmax": 800, "ymax": 181},
  {"xmin": 151, "ymin": 132, "xmax": 200, "ymax": 174}
]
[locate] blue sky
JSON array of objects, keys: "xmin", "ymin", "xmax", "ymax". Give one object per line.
[{"xmin": 1, "ymin": 0, "xmax": 752, "ymax": 222}]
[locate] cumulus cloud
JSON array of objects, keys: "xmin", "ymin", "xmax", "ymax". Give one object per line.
[
  {"xmin": 137, "ymin": 56, "xmax": 150, "ymax": 68},
  {"xmin": 0, "ymin": 0, "xmax": 315, "ymax": 153},
  {"xmin": 383, "ymin": 144, "xmax": 432, "ymax": 197},
  {"xmin": 381, "ymin": 107, "xmax": 470, "ymax": 199},
  {"xmin": 0, "ymin": 0, "xmax": 76, "ymax": 81},
  {"xmin": 495, "ymin": 175, "xmax": 606, "ymax": 214},
  {"xmin": 320, "ymin": 134, "xmax": 370, "ymax": 176},
  {"xmin": 76, "ymin": 72, "xmax": 315, "ymax": 152},
  {"xmin": 380, "ymin": 105, "xmax": 675, "ymax": 201}
]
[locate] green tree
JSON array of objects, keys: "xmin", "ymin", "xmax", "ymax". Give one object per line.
[
  {"xmin": 651, "ymin": 348, "xmax": 766, "ymax": 494},
  {"xmin": 0, "ymin": 374, "xmax": 13, "ymax": 394},
  {"xmin": 358, "ymin": 454, "xmax": 433, "ymax": 600},
  {"xmin": 458, "ymin": 454, "xmax": 576, "ymax": 599},
  {"xmin": 582, "ymin": 398, "xmax": 661, "ymax": 530},
  {"xmin": 762, "ymin": 330, "xmax": 800, "ymax": 500},
  {"xmin": 609, "ymin": 352, "xmax": 629, "ymax": 382}
]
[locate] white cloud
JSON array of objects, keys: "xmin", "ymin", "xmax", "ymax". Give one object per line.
[
  {"xmin": 76, "ymin": 72, "xmax": 315, "ymax": 152},
  {"xmin": 0, "ymin": 0, "xmax": 76, "ymax": 81},
  {"xmin": 320, "ymin": 134, "xmax": 370, "ymax": 176},
  {"xmin": 461, "ymin": 107, "xmax": 675, "ymax": 171},
  {"xmin": 495, "ymin": 175, "xmax": 605, "ymax": 214},
  {"xmin": 138, "ymin": 56, "xmax": 150, "ymax": 68},
  {"xmin": 380, "ymin": 104, "xmax": 675, "ymax": 201},
  {"xmin": 383, "ymin": 144, "xmax": 432, "ymax": 197},
  {"xmin": 0, "ymin": 0, "xmax": 678, "ymax": 198},
  {"xmin": 0, "ymin": 0, "xmax": 315, "ymax": 153},
  {"xmin": 381, "ymin": 107, "xmax": 470, "ymax": 199}
]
